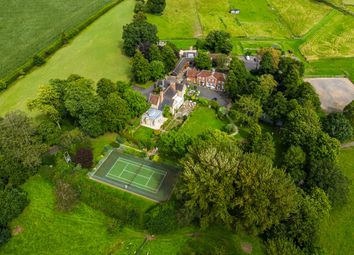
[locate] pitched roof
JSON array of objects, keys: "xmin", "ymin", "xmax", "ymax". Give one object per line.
[
  {"xmin": 187, "ymin": 67, "xmax": 198, "ymax": 78},
  {"xmin": 149, "ymin": 94, "xmax": 160, "ymax": 105},
  {"xmin": 176, "ymin": 83, "xmax": 184, "ymax": 92},
  {"xmin": 197, "ymin": 70, "xmax": 226, "ymax": 81},
  {"xmin": 197, "ymin": 70, "xmax": 212, "ymax": 78}
]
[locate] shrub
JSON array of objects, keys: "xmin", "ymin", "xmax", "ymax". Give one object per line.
[
  {"xmin": 144, "ymin": 202, "xmax": 178, "ymax": 234},
  {"xmin": 55, "ymin": 179, "xmax": 79, "ymax": 212},
  {"xmin": 73, "ymin": 148, "xmax": 93, "ymax": 169},
  {"xmin": 32, "ymin": 55, "xmax": 46, "ymax": 66},
  {"xmin": 106, "ymin": 217, "xmax": 123, "ymax": 235},
  {"xmin": 0, "ymin": 80, "xmax": 7, "ymax": 91},
  {"xmin": 0, "ymin": 227, "xmax": 11, "ymax": 246},
  {"xmin": 0, "ymin": 188, "xmax": 29, "ymax": 226}
]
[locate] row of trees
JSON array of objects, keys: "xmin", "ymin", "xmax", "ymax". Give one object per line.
[{"xmin": 28, "ymin": 74, "xmax": 149, "ymax": 137}]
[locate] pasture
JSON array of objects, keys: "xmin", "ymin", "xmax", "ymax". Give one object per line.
[
  {"xmin": 300, "ymin": 11, "xmax": 354, "ymax": 60},
  {"xmin": 319, "ymin": 148, "xmax": 354, "ymax": 254},
  {"xmin": 268, "ymin": 0, "xmax": 331, "ymax": 36},
  {"xmin": 0, "ymin": 0, "xmax": 115, "ymax": 79},
  {"xmin": 0, "ymin": 0, "xmax": 134, "ymax": 117}
]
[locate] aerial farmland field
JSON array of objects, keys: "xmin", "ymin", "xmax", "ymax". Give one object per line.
[
  {"xmin": 300, "ymin": 11, "xmax": 354, "ymax": 60},
  {"xmin": 0, "ymin": 0, "xmax": 116, "ymax": 79}
]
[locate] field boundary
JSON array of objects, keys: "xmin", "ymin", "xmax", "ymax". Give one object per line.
[{"xmin": 0, "ymin": 0, "xmax": 125, "ymax": 92}]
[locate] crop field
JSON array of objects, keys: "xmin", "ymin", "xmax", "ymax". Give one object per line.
[
  {"xmin": 0, "ymin": 0, "xmax": 134, "ymax": 117},
  {"xmin": 268, "ymin": 0, "xmax": 331, "ymax": 36},
  {"xmin": 300, "ymin": 11, "xmax": 354, "ymax": 60},
  {"xmin": 0, "ymin": 0, "xmax": 115, "ymax": 79}
]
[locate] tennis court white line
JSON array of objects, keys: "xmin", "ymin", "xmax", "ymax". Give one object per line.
[
  {"xmin": 118, "ymin": 157, "xmax": 166, "ymax": 175},
  {"xmin": 120, "ymin": 168, "xmax": 152, "ymax": 180},
  {"xmin": 106, "ymin": 172, "xmax": 158, "ymax": 193},
  {"xmin": 117, "ymin": 163, "xmax": 129, "ymax": 178},
  {"xmin": 106, "ymin": 158, "xmax": 121, "ymax": 177}
]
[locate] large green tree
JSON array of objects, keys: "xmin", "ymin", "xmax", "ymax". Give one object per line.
[
  {"xmin": 322, "ymin": 112, "xmax": 353, "ymax": 142},
  {"xmin": 161, "ymin": 44, "xmax": 177, "ymax": 72},
  {"xmin": 343, "ymin": 100, "xmax": 354, "ymax": 127},
  {"xmin": 149, "ymin": 60, "xmax": 165, "ymax": 80},
  {"xmin": 194, "ymin": 51, "xmax": 212, "ymax": 70},
  {"xmin": 178, "ymin": 131, "xmax": 297, "ymax": 233},
  {"xmin": 205, "ymin": 30, "xmax": 233, "ymax": 54},
  {"xmin": 122, "ymin": 13, "xmax": 159, "ymax": 57},
  {"xmin": 131, "ymin": 50, "xmax": 151, "ymax": 83}
]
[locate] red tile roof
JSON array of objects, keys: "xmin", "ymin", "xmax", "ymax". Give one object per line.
[{"xmin": 187, "ymin": 68, "xmax": 198, "ymax": 79}]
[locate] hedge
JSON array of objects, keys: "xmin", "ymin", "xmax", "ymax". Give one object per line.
[{"xmin": 0, "ymin": 0, "xmax": 125, "ymax": 92}]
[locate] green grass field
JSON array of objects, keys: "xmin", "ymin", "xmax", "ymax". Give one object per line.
[
  {"xmin": 0, "ymin": 0, "xmax": 134, "ymax": 117},
  {"xmin": 0, "ymin": 175, "xmax": 130, "ymax": 255},
  {"xmin": 300, "ymin": 11, "xmax": 354, "ymax": 60},
  {"xmin": 0, "ymin": 0, "xmax": 115, "ymax": 79},
  {"xmin": 0, "ymin": 175, "xmax": 265, "ymax": 254},
  {"xmin": 305, "ymin": 57, "xmax": 354, "ymax": 81},
  {"xmin": 180, "ymin": 107, "xmax": 226, "ymax": 137},
  {"xmin": 319, "ymin": 148, "xmax": 354, "ymax": 254}
]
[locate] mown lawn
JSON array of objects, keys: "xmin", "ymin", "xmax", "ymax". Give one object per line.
[
  {"xmin": 0, "ymin": 0, "xmax": 116, "ymax": 79},
  {"xmin": 319, "ymin": 148, "xmax": 354, "ymax": 254},
  {"xmin": 180, "ymin": 107, "xmax": 226, "ymax": 137},
  {"xmin": 0, "ymin": 0, "xmax": 134, "ymax": 117}
]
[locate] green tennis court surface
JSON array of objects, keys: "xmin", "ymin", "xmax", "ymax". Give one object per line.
[{"xmin": 90, "ymin": 149, "xmax": 180, "ymax": 202}]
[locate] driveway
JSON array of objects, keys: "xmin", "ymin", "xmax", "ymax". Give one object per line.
[
  {"xmin": 305, "ymin": 78, "xmax": 354, "ymax": 112},
  {"xmin": 197, "ymin": 86, "xmax": 229, "ymax": 106},
  {"xmin": 133, "ymin": 85, "xmax": 154, "ymax": 100}
]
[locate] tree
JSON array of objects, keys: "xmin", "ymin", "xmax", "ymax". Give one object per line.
[
  {"xmin": 0, "ymin": 227, "xmax": 11, "ymax": 246},
  {"xmin": 37, "ymin": 120, "xmax": 63, "ymax": 146},
  {"xmin": 308, "ymin": 131, "xmax": 340, "ymax": 163},
  {"xmin": 282, "ymin": 104, "xmax": 321, "ymax": 147},
  {"xmin": 258, "ymin": 48, "xmax": 282, "ymax": 71},
  {"xmin": 259, "ymin": 51, "xmax": 276, "ymax": 74},
  {"xmin": 131, "ymin": 50, "xmax": 151, "ymax": 83},
  {"xmin": 146, "ymin": 0, "xmax": 166, "ymax": 14},
  {"xmin": 296, "ymin": 82, "xmax": 321, "ymax": 112},
  {"xmin": 178, "ymin": 131, "xmax": 297, "ymax": 232},
  {"xmin": 224, "ymin": 58, "xmax": 249, "ymax": 100},
  {"xmin": 73, "ymin": 148, "xmax": 93, "ymax": 169},
  {"xmin": 134, "ymin": 0, "xmax": 145, "ymax": 13},
  {"xmin": 233, "ymin": 95, "xmax": 262, "ymax": 124},
  {"xmin": 264, "ymin": 92, "xmax": 288, "ymax": 124},
  {"xmin": 122, "ymin": 14, "xmax": 159, "ymax": 56},
  {"xmin": 307, "ymin": 159, "xmax": 350, "ymax": 207},
  {"xmin": 282, "ymin": 146, "xmax": 306, "ymax": 184},
  {"xmin": 100, "ymin": 92, "xmax": 130, "ymax": 132},
  {"xmin": 158, "ymin": 131, "xmax": 192, "ymax": 159},
  {"xmin": 282, "ymin": 65, "xmax": 301, "ymax": 99},
  {"xmin": 279, "ymin": 57, "xmax": 305, "ymax": 77},
  {"xmin": 33, "ymin": 54, "xmax": 46, "ymax": 66},
  {"xmin": 205, "ymin": 30, "xmax": 233, "ymax": 54},
  {"xmin": 249, "ymin": 131, "xmax": 276, "ymax": 161},
  {"xmin": 0, "ymin": 111, "xmax": 46, "ymax": 171},
  {"xmin": 322, "ymin": 112, "xmax": 353, "ymax": 142},
  {"xmin": 259, "ymin": 74, "xmax": 277, "ymax": 103},
  {"xmin": 96, "ymin": 78, "xmax": 117, "ymax": 98},
  {"xmin": 265, "ymin": 238, "xmax": 304, "ymax": 255},
  {"xmin": 343, "ymin": 100, "xmax": 354, "ymax": 127},
  {"xmin": 194, "ymin": 51, "xmax": 212, "ymax": 70},
  {"xmin": 150, "ymin": 60, "xmax": 165, "ymax": 80},
  {"xmin": 122, "ymin": 89, "xmax": 149, "ymax": 117},
  {"xmin": 162, "ymin": 105, "xmax": 171, "ymax": 117},
  {"xmin": 28, "ymin": 84, "xmax": 62, "ymax": 128},
  {"xmin": 148, "ymin": 44, "xmax": 162, "ymax": 61},
  {"xmin": 267, "ymin": 189, "xmax": 330, "ymax": 253},
  {"xmin": 0, "ymin": 188, "xmax": 28, "ymax": 226},
  {"xmin": 161, "ymin": 45, "xmax": 177, "ymax": 72}
]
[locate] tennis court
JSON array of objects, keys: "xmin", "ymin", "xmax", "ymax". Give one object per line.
[
  {"xmin": 90, "ymin": 149, "xmax": 180, "ymax": 202},
  {"xmin": 106, "ymin": 157, "xmax": 166, "ymax": 193}
]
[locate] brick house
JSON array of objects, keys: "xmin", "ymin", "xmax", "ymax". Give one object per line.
[{"xmin": 186, "ymin": 68, "xmax": 226, "ymax": 91}]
